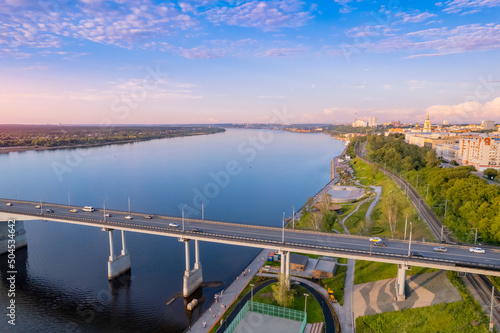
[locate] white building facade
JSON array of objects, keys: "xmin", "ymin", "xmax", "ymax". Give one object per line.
[{"xmin": 458, "ymin": 135, "xmax": 500, "ymax": 171}]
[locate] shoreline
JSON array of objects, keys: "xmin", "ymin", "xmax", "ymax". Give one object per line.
[{"xmin": 0, "ymin": 131, "xmax": 223, "ymax": 155}]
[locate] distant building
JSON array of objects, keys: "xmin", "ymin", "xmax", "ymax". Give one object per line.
[
  {"xmin": 393, "ymin": 121, "xmax": 401, "ymax": 127},
  {"xmin": 423, "ymin": 114, "xmax": 432, "ymax": 132},
  {"xmin": 482, "ymin": 120, "xmax": 495, "ymax": 130},
  {"xmin": 352, "ymin": 119, "xmax": 367, "ymax": 127},
  {"xmin": 443, "ymin": 120, "xmax": 449, "ymax": 125},
  {"xmin": 368, "ymin": 116, "xmax": 378, "ymax": 127},
  {"xmin": 435, "ymin": 144, "xmax": 460, "ymax": 163}
]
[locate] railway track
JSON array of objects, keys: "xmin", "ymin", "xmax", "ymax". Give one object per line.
[{"xmin": 466, "ymin": 274, "xmax": 500, "ymax": 326}]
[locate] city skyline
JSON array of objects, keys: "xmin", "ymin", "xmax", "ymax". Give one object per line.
[{"xmin": 0, "ymin": 0, "xmax": 499, "ymax": 124}]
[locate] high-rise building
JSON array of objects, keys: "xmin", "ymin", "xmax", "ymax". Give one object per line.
[
  {"xmin": 458, "ymin": 135, "xmax": 500, "ymax": 171},
  {"xmin": 353, "ymin": 119, "xmax": 367, "ymax": 127},
  {"xmin": 482, "ymin": 120, "xmax": 495, "ymax": 130},
  {"xmin": 368, "ymin": 116, "xmax": 378, "ymax": 127},
  {"xmin": 443, "ymin": 120, "xmax": 448, "ymax": 125},
  {"xmin": 423, "ymin": 113, "xmax": 431, "ymax": 132}
]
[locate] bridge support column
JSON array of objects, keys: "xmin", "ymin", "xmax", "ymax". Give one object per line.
[
  {"xmin": 181, "ymin": 239, "xmax": 203, "ymax": 297},
  {"xmin": 396, "ymin": 264, "xmax": 409, "ymax": 301},
  {"xmin": 105, "ymin": 229, "xmax": 131, "ymax": 280},
  {"xmin": 280, "ymin": 250, "xmax": 290, "ymax": 290},
  {"xmin": 0, "ymin": 220, "xmax": 27, "ymax": 255}
]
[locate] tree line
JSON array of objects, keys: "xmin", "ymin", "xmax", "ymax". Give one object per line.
[
  {"xmin": 0, "ymin": 125, "xmax": 224, "ymax": 148},
  {"xmin": 348, "ymin": 134, "xmax": 500, "ymax": 244}
]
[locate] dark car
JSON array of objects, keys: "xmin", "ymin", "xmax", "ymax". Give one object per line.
[
  {"xmin": 192, "ymin": 228, "xmax": 202, "ymax": 233},
  {"xmin": 45, "ymin": 209, "xmax": 54, "ymax": 213},
  {"xmin": 373, "ymin": 241, "xmax": 386, "ymax": 247},
  {"xmin": 410, "ymin": 251, "xmax": 424, "ymax": 257}
]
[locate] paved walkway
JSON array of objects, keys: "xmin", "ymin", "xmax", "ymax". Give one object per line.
[
  {"xmin": 353, "ymin": 271, "xmax": 462, "ymax": 319},
  {"xmin": 187, "ymin": 248, "xmax": 273, "ymax": 333}
]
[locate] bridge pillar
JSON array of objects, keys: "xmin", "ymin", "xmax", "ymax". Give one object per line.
[
  {"xmin": 181, "ymin": 239, "xmax": 203, "ymax": 297},
  {"xmin": 105, "ymin": 229, "xmax": 131, "ymax": 280},
  {"xmin": 0, "ymin": 219, "xmax": 27, "ymax": 255},
  {"xmin": 396, "ymin": 264, "xmax": 409, "ymax": 301},
  {"xmin": 279, "ymin": 250, "xmax": 290, "ymax": 289}
]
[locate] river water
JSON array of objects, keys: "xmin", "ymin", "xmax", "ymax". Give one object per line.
[{"xmin": 0, "ymin": 129, "xmax": 344, "ymax": 332}]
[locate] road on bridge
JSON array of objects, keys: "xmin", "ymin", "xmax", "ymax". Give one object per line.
[{"xmin": 1, "ymin": 198, "xmax": 500, "ymax": 277}]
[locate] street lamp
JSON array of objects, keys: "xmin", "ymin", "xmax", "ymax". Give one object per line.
[
  {"xmin": 292, "ymin": 206, "xmax": 295, "ymax": 229},
  {"xmin": 182, "ymin": 204, "xmax": 187, "ymax": 231},
  {"xmin": 407, "ymin": 222, "xmax": 413, "ymax": 256},
  {"xmin": 282, "ymin": 212, "xmax": 285, "ymax": 243},
  {"xmin": 202, "ymin": 200, "xmax": 204, "ymax": 221},
  {"xmin": 404, "ymin": 214, "xmax": 408, "ymax": 241},
  {"xmin": 103, "ymin": 197, "xmax": 109, "ymax": 222},
  {"xmin": 304, "ymin": 293, "xmax": 309, "ymax": 314},
  {"xmin": 39, "ymin": 195, "xmax": 43, "ymax": 214},
  {"xmin": 250, "ymin": 283, "xmax": 255, "ymax": 310}
]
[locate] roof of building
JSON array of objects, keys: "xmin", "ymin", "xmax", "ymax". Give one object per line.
[
  {"xmin": 289, "ymin": 253, "xmax": 309, "ymax": 266},
  {"xmin": 314, "ymin": 259, "xmax": 336, "ymax": 273},
  {"xmin": 313, "ymin": 202, "xmax": 342, "ymax": 211}
]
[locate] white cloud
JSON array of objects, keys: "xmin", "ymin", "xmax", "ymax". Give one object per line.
[
  {"xmin": 203, "ymin": 0, "xmax": 314, "ymax": 31},
  {"xmin": 427, "ymin": 96, "xmax": 500, "ymax": 123},
  {"xmin": 394, "ymin": 11, "xmax": 437, "ymax": 24},
  {"xmin": 442, "ymin": 0, "xmax": 500, "ymax": 14}
]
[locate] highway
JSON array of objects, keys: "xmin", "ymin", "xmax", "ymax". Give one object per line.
[{"xmin": 1, "ymin": 198, "xmax": 500, "ymax": 276}]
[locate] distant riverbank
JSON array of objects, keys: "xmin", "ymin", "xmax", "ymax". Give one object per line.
[{"xmin": 0, "ymin": 127, "xmax": 225, "ymax": 155}]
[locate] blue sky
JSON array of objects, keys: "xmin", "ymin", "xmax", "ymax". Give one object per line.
[{"xmin": 1, "ymin": 0, "xmax": 499, "ymax": 125}]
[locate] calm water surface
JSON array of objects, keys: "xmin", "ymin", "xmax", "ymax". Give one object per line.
[{"xmin": 0, "ymin": 129, "xmax": 344, "ymax": 332}]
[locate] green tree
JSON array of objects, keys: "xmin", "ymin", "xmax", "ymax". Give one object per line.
[
  {"xmin": 484, "ymin": 168, "xmax": 499, "ymax": 180},
  {"xmin": 383, "ymin": 192, "xmax": 401, "ymax": 238},
  {"xmin": 272, "ymin": 273, "xmax": 296, "ymax": 307},
  {"xmin": 425, "ymin": 150, "xmax": 439, "ymax": 167},
  {"xmin": 304, "ymin": 196, "xmax": 314, "ymax": 214}
]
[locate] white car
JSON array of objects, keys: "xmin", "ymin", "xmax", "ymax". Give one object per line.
[
  {"xmin": 469, "ymin": 247, "xmax": 485, "ymax": 254},
  {"xmin": 124, "ymin": 215, "xmax": 133, "ymax": 220},
  {"xmin": 169, "ymin": 223, "xmax": 179, "ymax": 228},
  {"xmin": 369, "ymin": 237, "xmax": 382, "ymax": 242}
]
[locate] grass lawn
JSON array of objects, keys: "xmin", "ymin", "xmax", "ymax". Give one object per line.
[
  {"xmin": 354, "ymin": 260, "xmax": 439, "ymax": 285},
  {"xmin": 253, "ymin": 284, "xmax": 325, "ymax": 323},
  {"xmin": 350, "ymin": 158, "xmax": 435, "ymax": 242},
  {"xmin": 344, "ymin": 200, "xmax": 373, "ymax": 235},
  {"xmin": 321, "ymin": 265, "xmax": 347, "ymax": 305},
  {"xmin": 356, "ymin": 271, "xmax": 495, "ymax": 333}
]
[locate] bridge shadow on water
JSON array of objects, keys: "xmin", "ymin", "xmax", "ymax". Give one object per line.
[{"xmin": 0, "ymin": 249, "xmax": 187, "ymax": 332}]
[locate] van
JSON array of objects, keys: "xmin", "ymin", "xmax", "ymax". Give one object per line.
[{"xmin": 83, "ymin": 206, "xmax": 95, "ymax": 212}]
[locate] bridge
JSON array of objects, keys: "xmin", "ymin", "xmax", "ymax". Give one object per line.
[{"xmin": 1, "ymin": 198, "xmax": 500, "ymax": 300}]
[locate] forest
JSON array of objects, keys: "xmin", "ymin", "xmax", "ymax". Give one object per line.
[
  {"xmin": 0, "ymin": 125, "xmax": 224, "ymax": 148},
  {"xmin": 349, "ymin": 134, "xmax": 500, "ymax": 244}
]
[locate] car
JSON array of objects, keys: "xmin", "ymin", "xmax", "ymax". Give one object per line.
[
  {"xmin": 469, "ymin": 247, "xmax": 485, "ymax": 254},
  {"xmin": 70, "ymin": 209, "xmax": 78, "ymax": 213},
  {"xmin": 144, "ymin": 215, "xmax": 153, "ymax": 219},
  {"xmin": 433, "ymin": 246, "xmax": 447, "ymax": 253},
  {"xmin": 45, "ymin": 209, "xmax": 54, "ymax": 213},
  {"xmin": 104, "ymin": 213, "xmax": 112, "ymax": 217},
  {"xmin": 369, "ymin": 237, "xmax": 382, "ymax": 242},
  {"xmin": 6, "ymin": 202, "xmax": 13, "ymax": 206},
  {"xmin": 124, "ymin": 215, "xmax": 133, "ymax": 220},
  {"xmin": 192, "ymin": 228, "xmax": 202, "ymax": 233},
  {"xmin": 410, "ymin": 251, "xmax": 424, "ymax": 257},
  {"xmin": 35, "ymin": 205, "xmax": 41, "ymax": 209},
  {"xmin": 169, "ymin": 223, "xmax": 179, "ymax": 228},
  {"xmin": 373, "ymin": 241, "xmax": 386, "ymax": 247}
]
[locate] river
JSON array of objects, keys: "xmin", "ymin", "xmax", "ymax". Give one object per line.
[{"xmin": 0, "ymin": 128, "xmax": 344, "ymax": 332}]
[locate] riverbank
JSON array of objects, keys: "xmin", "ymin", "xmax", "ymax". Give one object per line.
[{"xmin": 0, "ymin": 129, "xmax": 225, "ymax": 155}]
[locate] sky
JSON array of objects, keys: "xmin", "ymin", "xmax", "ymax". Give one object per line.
[{"xmin": 0, "ymin": 0, "xmax": 499, "ymax": 125}]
